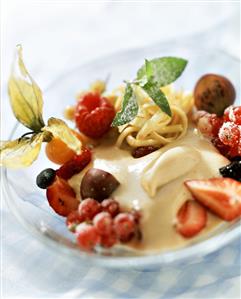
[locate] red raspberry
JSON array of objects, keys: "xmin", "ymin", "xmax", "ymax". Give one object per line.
[
  {"xmin": 93, "ymin": 212, "xmax": 113, "ymax": 236},
  {"xmin": 56, "ymin": 148, "xmax": 91, "ymax": 180},
  {"xmin": 132, "ymin": 146, "xmax": 159, "ymax": 158},
  {"xmin": 114, "ymin": 213, "xmax": 137, "ymax": 243},
  {"xmin": 101, "ymin": 198, "xmax": 120, "ymax": 217},
  {"xmin": 224, "ymin": 106, "xmax": 241, "ymax": 125},
  {"xmin": 75, "ymin": 92, "xmax": 116, "ymax": 138},
  {"xmin": 218, "ymin": 122, "xmax": 240, "ymax": 147},
  {"xmin": 76, "ymin": 223, "xmax": 99, "ymax": 251},
  {"xmin": 66, "ymin": 210, "xmax": 85, "ymax": 232},
  {"xmin": 99, "ymin": 230, "xmax": 117, "ymax": 248},
  {"xmin": 78, "ymin": 198, "xmax": 101, "ymax": 220}
]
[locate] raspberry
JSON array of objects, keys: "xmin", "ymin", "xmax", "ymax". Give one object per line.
[
  {"xmin": 78, "ymin": 198, "xmax": 101, "ymax": 220},
  {"xmin": 75, "ymin": 92, "xmax": 116, "ymax": 138},
  {"xmin": 56, "ymin": 148, "xmax": 91, "ymax": 180},
  {"xmin": 99, "ymin": 230, "xmax": 117, "ymax": 248},
  {"xmin": 218, "ymin": 122, "xmax": 240, "ymax": 147},
  {"xmin": 132, "ymin": 146, "xmax": 159, "ymax": 158},
  {"xmin": 93, "ymin": 212, "xmax": 113, "ymax": 236},
  {"xmin": 76, "ymin": 223, "xmax": 99, "ymax": 251},
  {"xmin": 101, "ymin": 198, "xmax": 120, "ymax": 217},
  {"xmin": 66, "ymin": 210, "xmax": 84, "ymax": 232},
  {"xmin": 224, "ymin": 106, "xmax": 241, "ymax": 125},
  {"xmin": 114, "ymin": 213, "xmax": 137, "ymax": 243}
]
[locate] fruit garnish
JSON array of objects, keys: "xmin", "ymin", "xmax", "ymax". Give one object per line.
[
  {"xmin": 78, "ymin": 198, "xmax": 101, "ymax": 221},
  {"xmin": 93, "ymin": 211, "xmax": 113, "ymax": 236},
  {"xmin": 175, "ymin": 200, "xmax": 207, "ymax": 238},
  {"xmin": 99, "ymin": 230, "xmax": 117, "ymax": 248},
  {"xmin": 101, "ymin": 198, "xmax": 120, "ymax": 217},
  {"xmin": 66, "ymin": 210, "xmax": 85, "ymax": 232},
  {"xmin": 1, "ymin": 46, "xmax": 82, "ymax": 168},
  {"xmin": 185, "ymin": 178, "xmax": 241, "ymax": 221},
  {"xmin": 112, "ymin": 57, "xmax": 188, "ymax": 126},
  {"xmin": 132, "ymin": 146, "xmax": 159, "ymax": 158},
  {"xmin": 46, "ymin": 177, "xmax": 78, "ymax": 217},
  {"xmin": 36, "ymin": 168, "xmax": 56, "ymax": 189},
  {"xmin": 0, "ymin": 134, "xmax": 44, "ymax": 168},
  {"xmin": 224, "ymin": 106, "xmax": 241, "ymax": 125},
  {"xmin": 218, "ymin": 122, "xmax": 240, "ymax": 147},
  {"xmin": 80, "ymin": 168, "xmax": 120, "ymax": 201},
  {"xmin": 194, "ymin": 74, "xmax": 235, "ymax": 116},
  {"xmin": 76, "ymin": 223, "xmax": 99, "ymax": 251},
  {"xmin": 75, "ymin": 92, "xmax": 116, "ymax": 138},
  {"xmin": 56, "ymin": 148, "xmax": 92, "ymax": 180},
  {"xmin": 114, "ymin": 213, "xmax": 137, "ymax": 242},
  {"xmin": 219, "ymin": 160, "xmax": 241, "ymax": 182}
]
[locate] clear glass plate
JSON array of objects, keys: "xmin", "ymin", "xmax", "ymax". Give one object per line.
[{"xmin": 3, "ymin": 41, "xmax": 241, "ymax": 270}]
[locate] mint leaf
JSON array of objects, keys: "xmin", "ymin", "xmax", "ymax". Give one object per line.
[
  {"xmin": 111, "ymin": 83, "xmax": 138, "ymax": 127},
  {"xmin": 145, "ymin": 59, "xmax": 153, "ymax": 81},
  {"xmin": 143, "ymin": 80, "xmax": 172, "ymax": 117},
  {"xmin": 137, "ymin": 57, "xmax": 187, "ymax": 87}
]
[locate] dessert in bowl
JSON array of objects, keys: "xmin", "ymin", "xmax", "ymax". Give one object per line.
[{"xmin": 1, "ymin": 45, "xmax": 241, "ymax": 268}]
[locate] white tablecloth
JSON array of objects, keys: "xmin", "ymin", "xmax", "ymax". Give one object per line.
[{"xmin": 2, "ymin": 1, "xmax": 241, "ymax": 298}]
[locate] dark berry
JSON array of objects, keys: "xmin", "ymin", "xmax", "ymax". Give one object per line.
[
  {"xmin": 80, "ymin": 168, "xmax": 120, "ymax": 202},
  {"xmin": 219, "ymin": 160, "xmax": 241, "ymax": 182},
  {"xmin": 132, "ymin": 146, "xmax": 159, "ymax": 158},
  {"xmin": 36, "ymin": 168, "xmax": 56, "ymax": 189}
]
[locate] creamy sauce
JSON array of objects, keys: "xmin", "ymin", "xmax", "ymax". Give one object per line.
[{"xmin": 69, "ymin": 128, "xmax": 230, "ymax": 254}]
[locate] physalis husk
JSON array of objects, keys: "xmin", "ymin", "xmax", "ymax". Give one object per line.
[{"xmin": 1, "ymin": 45, "xmax": 81, "ymax": 168}]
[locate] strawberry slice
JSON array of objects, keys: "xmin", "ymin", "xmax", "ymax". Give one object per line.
[
  {"xmin": 176, "ymin": 200, "xmax": 207, "ymax": 238},
  {"xmin": 185, "ymin": 178, "xmax": 241, "ymax": 221},
  {"xmin": 46, "ymin": 177, "xmax": 79, "ymax": 217}
]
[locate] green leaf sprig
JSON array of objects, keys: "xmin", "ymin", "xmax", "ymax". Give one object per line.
[{"xmin": 112, "ymin": 57, "xmax": 188, "ymax": 127}]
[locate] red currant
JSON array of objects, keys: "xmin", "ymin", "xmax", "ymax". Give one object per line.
[
  {"xmin": 101, "ymin": 198, "xmax": 120, "ymax": 217},
  {"xmin": 66, "ymin": 210, "xmax": 84, "ymax": 232},
  {"xmin": 93, "ymin": 212, "xmax": 113, "ymax": 236},
  {"xmin": 78, "ymin": 198, "xmax": 101, "ymax": 220},
  {"xmin": 99, "ymin": 230, "xmax": 117, "ymax": 248},
  {"xmin": 76, "ymin": 223, "xmax": 99, "ymax": 251},
  {"xmin": 114, "ymin": 213, "xmax": 136, "ymax": 243}
]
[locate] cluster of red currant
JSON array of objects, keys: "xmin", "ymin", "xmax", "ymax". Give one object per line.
[{"xmin": 66, "ymin": 198, "xmax": 140, "ymax": 251}]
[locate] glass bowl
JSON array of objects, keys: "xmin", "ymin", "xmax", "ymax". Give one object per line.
[{"xmin": 3, "ymin": 41, "xmax": 241, "ymax": 270}]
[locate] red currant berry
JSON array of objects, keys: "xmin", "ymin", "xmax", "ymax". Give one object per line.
[
  {"xmin": 99, "ymin": 230, "xmax": 117, "ymax": 248},
  {"xmin": 78, "ymin": 198, "xmax": 101, "ymax": 220},
  {"xmin": 76, "ymin": 223, "xmax": 99, "ymax": 251},
  {"xmin": 218, "ymin": 122, "xmax": 240, "ymax": 147},
  {"xmin": 93, "ymin": 212, "xmax": 113, "ymax": 236},
  {"xmin": 114, "ymin": 213, "xmax": 137, "ymax": 243},
  {"xmin": 66, "ymin": 210, "xmax": 84, "ymax": 232},
  {"xmin": 209, "ymin": 114, "xmax": 224, "ymax": 137},
  {"xmin": 101, "ymin": 198, "xmax": 120, "ymax": 217}
]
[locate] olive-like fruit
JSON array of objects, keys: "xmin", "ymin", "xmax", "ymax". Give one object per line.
[
  {"xmin": 80, "ymin": 168, "xmax": 120, "ymax": 202},
  {"xmin": 194, "ymin": 74, "xmax": 235, "ymax": 116},
  {"xmin": 36, "ymin": 168, "xmax": 56, "ymax": 189},
  {"xmin": 219, "ymin": 160, "xmax": 241, "ymax": 182}
]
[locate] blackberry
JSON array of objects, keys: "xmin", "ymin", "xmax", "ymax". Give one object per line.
[
  {"xmin": 36, "ymin": 168, "xmax": 56, "ymax": 189},
  {"xmin": 219, "ymin": 160, "xmax": 241, "ymax": 182}
]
